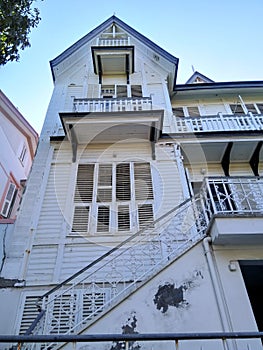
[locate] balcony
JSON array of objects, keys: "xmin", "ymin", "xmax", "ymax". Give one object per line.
[
  {"xmin": 200, "ymin": 177, "xmax": 263, "ymax": 244},
  {"xmin": 174, "ymin": 113, "xmax": 263, "ymax": 133},
  {"xmin": 73, "ymin": 97, "xmax": 152, "ymax": 113},
  {"xmin": 60, "ymin": 96, "xmax": 163, "ymax": 161},
  {"xmin": 91, "ymin": 36, "xmax": 134, "ymax": 77}
]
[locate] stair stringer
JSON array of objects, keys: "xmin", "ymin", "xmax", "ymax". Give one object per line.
[{"xmin": 56, "ymin": 235, "xmax": 205, "ymax": 349}]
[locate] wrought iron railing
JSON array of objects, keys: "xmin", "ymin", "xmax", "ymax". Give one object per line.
[
  {"xmin": 73, "ymin": 97, "xmax": 152, "ymax": 113},
  {"xmin": 174, "ymin": 113, "xmax": 263, "ymax": 133},
  {"xmin": 21, "ymin": 196, "xmax": 207, "ymax": 349},
  {"xmin": 6, "ymin": 331, "xmax": 263, "ymax": 350},
  {"xmin": 199, "ymin": 176, "xmax": 263, "ymax": 224}
]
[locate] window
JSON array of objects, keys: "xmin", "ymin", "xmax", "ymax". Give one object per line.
[
  {"xmin": 72, "ymin": 162, "xmax": 154, "ymax": 235},
  {"xmin": 172, "ymin": 107, "xmax": 185, "ymax": 118},
  {"xmin": 187, "ymin": 106, "xmax": 200, "ymax": 117},
  {"xmin": 100, "ymin": 84, "xmax": 142, "ymax": 98},
  {"xmin": 19, "ymin": 144, "xmax": 27, "ymax": 165},
  {"xmin": 1, "ymin": 182, "xmax": 17, "ymax": 218},
  {"xmin": 229, "ymin": 104, "xmax": 245, "ymax": 115}
]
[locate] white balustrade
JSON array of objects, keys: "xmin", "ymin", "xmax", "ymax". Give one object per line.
[
  {"xmin": 174, "ymin": 114, "xmax": 263, "ymax": 133},
  {"xmin": 73, "ymin": 97, "xmax": 152, "ymax": 113}
]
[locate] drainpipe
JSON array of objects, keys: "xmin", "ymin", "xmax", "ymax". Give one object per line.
[
  {"xmin": 203, "ymin": 237, "xmax": 237, "ymax": 350},
  {"xmin": 173, "ymin": 144, "xmax": 190, "ymax": 200}
]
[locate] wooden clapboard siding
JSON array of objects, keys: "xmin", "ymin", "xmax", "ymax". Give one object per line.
[
  {"xmin": 64, "ymin": 85, "xmax": 83, "ymax": 110},
  {"xmin": 229, "ymin": 162, "xmax": 254, "ymax": 176},
  {"xmin": 35, "ymin": 163, "xmax": 71, "ymax": 240},
  {"xmin": 26, "ymin": 245, "xmax": 58, "ymax": 283}
]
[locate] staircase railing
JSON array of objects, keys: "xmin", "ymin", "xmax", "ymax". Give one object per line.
[{"xmin": 22, "ymin": 195, "xmax": 207, "ymax": 349}]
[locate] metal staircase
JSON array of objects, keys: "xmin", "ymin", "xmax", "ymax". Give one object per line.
[{"xmin": 21, "ymin": 195, "xmax": 207, "ymax": 349}]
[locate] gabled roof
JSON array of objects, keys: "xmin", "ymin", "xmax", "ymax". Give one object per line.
[
  {"xmin": 50, "ymin": 15, "xmax": 179, "ymax": 86},
  {"xmin": 185, "ymin": 71, "xmax": 214, "ymax": 84}
]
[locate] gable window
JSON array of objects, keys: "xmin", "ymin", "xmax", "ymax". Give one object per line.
[
  {"xmin": 72, "ymin": 162, "xmax": 154, "ymax": 235},
  {"xmin": 100, "ymin": 84, "xmax": 142, "ymax": 99}
]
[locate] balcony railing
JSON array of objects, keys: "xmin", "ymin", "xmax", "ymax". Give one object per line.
[
  {"xmin": 96, "ymin": 37, "xmax": 131, "ymax": 46},
  {"xmin": 200, "ymin": 176, "xmax": 263, "ymax": 224},
  {"xmin": 73, "ymin": 97, "xmax": 152, "ymax": 113},
  {"xmin": 174, "ymin": 113, "xmax": 263, "ymax": 133}
]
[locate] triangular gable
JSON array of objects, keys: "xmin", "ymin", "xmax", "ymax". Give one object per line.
[
  {"xmin": 50, "ymin": 15, "xmax": 179, "ymax": 87},
  {"xmin": 185, "ymin": 71, "xmax": 214, "ymax": 84}
]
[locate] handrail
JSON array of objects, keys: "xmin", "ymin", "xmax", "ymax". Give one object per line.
[
  {"xmin": 4, "ymin": 331, "xmax": 263, "ymax": 343},
  {"xmin": 41, "ymin": 196, "xmax": 192, "ymax": 299},
  {"xmin": 25, "ymin": 196, "xmax": 199, "ymax": 337}
]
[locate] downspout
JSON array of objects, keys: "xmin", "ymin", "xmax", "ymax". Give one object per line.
[
  {"xmin": 173, "ymin": 143, "xmax": 190, "ymax": 200},
  {"xmin": 203, "ymin": 237, "xmax": 236, "ymax": 350}
]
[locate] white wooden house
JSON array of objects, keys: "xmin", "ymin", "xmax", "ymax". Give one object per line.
[{"xmin": 0, "ymin": 16, "xmax": 263, "ymax": 350}]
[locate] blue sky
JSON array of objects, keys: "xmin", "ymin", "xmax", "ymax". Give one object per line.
[{"xmin": 1, "ymin": 0, "xmax": 263, "ymax": 133}]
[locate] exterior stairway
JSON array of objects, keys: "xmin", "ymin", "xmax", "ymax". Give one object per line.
[{"xmin": 21, "ymin": 195, "xmax": 207, "ymax": 349}]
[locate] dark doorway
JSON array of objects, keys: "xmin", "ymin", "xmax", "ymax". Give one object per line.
[{"xmin": 239, "ymin": 260, "xmax": 263, "ymax": 331}]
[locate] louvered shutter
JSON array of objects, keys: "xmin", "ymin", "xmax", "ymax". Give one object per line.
[
  {"xmin": 1, "ymin": 182, "xmax": 17, "ymax": 217},
  {"xmin": 138, "ymin": 204, "xmax": 154, "ymax": 228},
  {"xmin": 97, "ymin": 164, "xmax": 112, "ymax": 202},
  {"xmin": 50, "ymin": 294, "xmax": 76, "ymax": 334},
  {"xmin": 131, "ymin": 85, "xmax": 142, "ymax": 97},
  {"xmin": 72, "ymin": 206, "xmax": 89, "ymax": 233},
  {"xmin": 83, "ymin": 291, "xmax": 106, "ymax": 320},
  {"xmin": 134, "ymin": 163, "xmax": 154, "ymax": 200},
  {"xmin": 19, "ymin": 296, "xmax": 40, "ymax": 334},
  {"xmin": 118, "ymin": 205, "xmax": 130, "ymax": 231},
  {"xmin": 74, "ymin": 164, "xmax": 94, "ymax": 203},
  {"xmin": 116, "ymin": 163, "xmax": 131, "ymax": 201},
  {"xmin": 97, "ymin": 206, "xmax": 110, "ymax": 232},
  {"xmin": 116, "ymin": 85, "xmax": 128, "ymax": 98}
]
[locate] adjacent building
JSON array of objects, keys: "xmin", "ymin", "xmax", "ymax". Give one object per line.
[
  {"xmin": 0, "ymin": 90, "xmax": 38, "ymax": 285},
  {"xmin": 0, "ymin": 16, "xmax": 262, "ymax": 350}
]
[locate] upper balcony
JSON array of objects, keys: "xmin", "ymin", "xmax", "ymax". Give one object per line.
[
  {"xmin": 91, "ymin": 36, "xmax": 134, "ymax": 78},
  {"xmin": 73, "ymin": 97, "xmax": 152, "ymax": 113},
  {"xmin": 59, "ymin": 96, "xmax": 163, "ymax": 162},
  {"xmin": 174, "ymin": 112, "xmax": 263, "ymax": 134},
  {"xmin": 200, "ymin": 176, "xmax": 263, "ymax": 244}
]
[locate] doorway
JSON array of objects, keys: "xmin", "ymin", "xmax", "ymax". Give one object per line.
[{"xmin": 239, "ymin": 260, "xmax": 263, "ymax": 331}]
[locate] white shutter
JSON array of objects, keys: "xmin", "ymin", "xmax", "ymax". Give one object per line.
[
  {"xmin": 116, "ymin": 163, "xmax": 131, "ymax": 201},
  {"xmin": 97, "ymin": 164, "xmax": 112, "ymax": 202},
  {"xmin": 134, "ymin": 163, "xmax": 153, "ymax": 200},
  {"xmin": 1, "ymin": 182, "xmax": 16, "ymax": 217},
  {"xmin": 138, "ymin": 204, "xmax": 154, "ymax": 228},
  {"xmin": 50, "ymin": 294, "xmax": 76, "ymax": 334},
  {"xmin": 97, "ymin": 206, "xmax": 110, "ymax": 232},
  {"xmin": 74, "ymin": 164, "xmax": 94, "ymax": 203},
  {"xmin": 118, "ymin": 205, "xmax": 130, "ymax": 231},
  {"xmin": 72, "ymin": 206, "xmax": 89, "ymax": 233},
  {"xmin": 83, "ymin": 291, "xmax": 106, "ymax": 320},
  {"xmin": 19, "ymin": 296, "xmax": 40, "ymax": 334}
]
